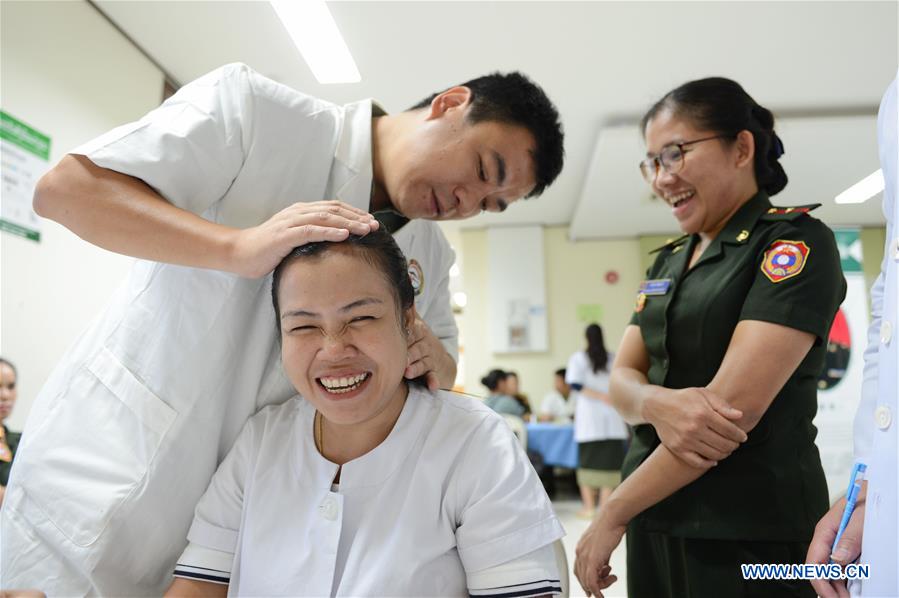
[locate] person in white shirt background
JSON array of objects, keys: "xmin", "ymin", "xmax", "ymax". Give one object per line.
[
  {"xmin": 0, "ymin": 63, "xmax": 565, "ymax": 595},
  {"xmin": 807, "ymin": 72, "xmax": 898, "ymax": 598},
  {"xmin": 165, "ymin": 229, "xmax": 564, "ymax": 597},
  {"xmin": 538, "ymin": 368, "xmax": 573, "ymax": 423},
  {"xmin": 566, "ymin": 324, "xmax": 629, "ymax": 519}
]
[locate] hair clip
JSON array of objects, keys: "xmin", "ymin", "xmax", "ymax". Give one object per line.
[{"xmin": 772, "ymin": 133, "xmax": 785, "ymax": 159}]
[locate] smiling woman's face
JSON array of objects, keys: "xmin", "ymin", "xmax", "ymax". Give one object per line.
[
  {"xmin": 276, "ymin": 246, "xmax": 411, "ymax": 426},
  {"xmin": 644, "ymin": 108, "xmax": 749, "ymax": 236}
]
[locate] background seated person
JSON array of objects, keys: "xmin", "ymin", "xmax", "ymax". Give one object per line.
[
  {"xmin": 505, "ymin": 371, "xmax": 534, "ymax": 418},
  {"xmin": 1, "ymin": 358, "xmax": 22, "ymax": 507},
  {"xmin": 166, "ymin": 230, "xmax": 564, "ymax": 597},
  {"xmin": 538, "ymin": 368, "xmax": 572, "ymax": 423},
  {"xmin": 481, "ymin": 369, "xmax": 528, "ymax": 418}
]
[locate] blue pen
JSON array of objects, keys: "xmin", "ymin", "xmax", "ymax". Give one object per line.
[
  {"xmin": 845, "ymin": 462, "xmax": 866, "ymax": 498},
  {"xmin": 831, "ymin": 463, "xmax": 867, "ymax": 560}
]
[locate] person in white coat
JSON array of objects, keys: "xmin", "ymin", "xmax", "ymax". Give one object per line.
[
  {"xmin": 807, "ymin": 73, "xmax": 898, "ymax": 598},
  {"xmin": 0, "ymin": 63, "xmax": 564, "ymax": 595},
  {"xmin": 566, "ymin": 324, "xmax": 629, "ymax": 519},
  {"xmin": 166, "ymin": 229, "xmax": 564, "ymax": 597}
]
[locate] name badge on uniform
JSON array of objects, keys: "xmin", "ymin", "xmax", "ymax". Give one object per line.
[{"xmin": 639, "ymin": 279, "xmax": 672, "ymax": 296}]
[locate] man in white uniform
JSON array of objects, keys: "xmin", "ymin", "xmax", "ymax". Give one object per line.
[
  {"xmin": 538, "ymin": 368, "xmax": 573, "ymax": 423},
  {"xmin": 0, "ymin": 63, "xmax": 564, "ymax": 595},
  {"xmin": 807, "ymin": 73, "xmax": 898, "ymax": 597}
]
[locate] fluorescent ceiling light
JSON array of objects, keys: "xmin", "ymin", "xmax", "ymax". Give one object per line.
[
  {"xmin": 835, "ymin": 169, "xmax": 884, "ymax": 204},
  {"xmin": 271, "ymin": 1, "xmax": 360, "ymax": 84}
]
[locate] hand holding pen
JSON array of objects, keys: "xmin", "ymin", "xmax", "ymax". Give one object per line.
[
  {"xmin": 806, "ymin": 462, "xmax": 868, "ymax": 598},
  {"xmin": 831, "ymin": 462, "xmax": 867, "ymax": 564}
]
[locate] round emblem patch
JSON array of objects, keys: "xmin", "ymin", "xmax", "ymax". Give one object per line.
[
  {"xmin": 761, "ymin": 240, "xmax": 810, "ymax": 283},
  {"xmin": 408, "ymin": 259, "xmax": 424, "ymax": 296}
]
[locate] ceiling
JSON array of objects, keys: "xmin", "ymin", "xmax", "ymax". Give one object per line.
[{"xmin": 93, "ymin": 0, "xmax": 898, "ymax": 237}]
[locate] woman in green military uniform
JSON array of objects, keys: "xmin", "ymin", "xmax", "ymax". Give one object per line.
[{"xmin": 574, "ymin": 78, "xmax": 846, "ymax": 598}]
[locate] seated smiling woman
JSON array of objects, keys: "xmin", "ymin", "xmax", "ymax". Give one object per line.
[{"xmin": 165, "ymin": 229, "xmax": 564, "ymax": 597}]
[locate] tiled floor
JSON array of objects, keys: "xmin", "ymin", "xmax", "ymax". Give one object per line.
[{"xmin": 552, "ymin": 498, "xmax": 629, "ymax": 597}]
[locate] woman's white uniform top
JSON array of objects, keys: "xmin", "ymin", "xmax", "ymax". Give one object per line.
[
  {"xmin": 173, "ymin": 387, "xmax": 564, "ymax": 597},
  {"xmin": 565, "ymin": 351, "xmax": 628, "ymax": 443},
  {"xmin": 852, "ymin": 74, "xmax": 898, "ymax": 598},
  {"xmin": 0, "ymin": 64, "xmax": 457, "ymax": 595}
]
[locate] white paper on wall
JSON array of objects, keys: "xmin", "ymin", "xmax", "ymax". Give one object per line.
[{"xmin": 487, "ymin": 226, "xmax": 548, "ymax": 353}]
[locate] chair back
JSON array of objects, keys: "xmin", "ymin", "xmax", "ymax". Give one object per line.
[{"xmin": 502, "ymin": 415, "xmax": 527, "ymax": 447}]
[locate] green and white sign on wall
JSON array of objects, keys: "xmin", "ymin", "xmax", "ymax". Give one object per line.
[
  {"xmin": 1, "ymin": 110, "xmax": 50, "ymax": 242},
  {"xmin": 833, "ymin": 229, "xmax": 864, "ymax": 273}
]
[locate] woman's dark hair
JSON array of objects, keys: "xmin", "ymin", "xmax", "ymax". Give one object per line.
[
  {"xmin": 504, "ymin": 371, "xmax": 531, "ymax": 413},
  {"xmin": 481, "ymin": 368, "xmax": 508, "ymax": 392},
  {"xmin": 641, "ymin": 77, "xmax": 788, "ymax": 196},
  {"xmin": 271, "ymin": 229, "xmax": 415, "ymax": 330},
  {"xmin": 0, "ymin": 358, "xmax": 16, "ymax": 377},
  {"xmin": 585, "ymin": 324, "xmax": 608, "ymax": 373},
  {"xmin": 409, "ymin": 71, "xmax": 564, "ymax": 199}
]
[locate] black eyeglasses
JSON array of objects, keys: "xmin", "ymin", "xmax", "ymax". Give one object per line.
[{"xmin": 638, "ymin": 134, "xmax": 732, "ymax": 183}]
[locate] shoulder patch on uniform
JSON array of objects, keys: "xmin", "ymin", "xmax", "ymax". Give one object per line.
[
  {"xmin": 649, "ymin": 234, "xmax": 690, "ymax": 254},
  {"xmin": 760, "ymin": 203, "xmax": 821, "ymax": 222},
  {"xmin": 761, "ymin": 239, "xmax": 810, "ymax": 283},
  {"xmin": 408, "ymin": 258, "xmax": 424, "ymax": 296}
]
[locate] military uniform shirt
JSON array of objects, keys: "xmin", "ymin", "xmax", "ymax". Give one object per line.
[{"xmin": 625, "ymin": 191, "xmax": 847, "ymax": 541}]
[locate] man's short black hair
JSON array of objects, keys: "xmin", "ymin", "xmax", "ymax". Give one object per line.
[{"xmin": 410, "ymin": 72, "xmax": 564, "ymax": 198}]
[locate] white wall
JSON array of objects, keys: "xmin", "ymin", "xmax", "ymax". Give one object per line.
[
  {"xmin": 1, "ymin": 0, "xmax": 164, "ymax": 430},
  {"xmin": 460, "ymin": 226, "xmax": 642, "ymax": 408}
]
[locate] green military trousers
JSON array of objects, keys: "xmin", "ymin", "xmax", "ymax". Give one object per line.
[{"xmin": 626, "ymin": 528, "xmax": 816, "ymax": 598}]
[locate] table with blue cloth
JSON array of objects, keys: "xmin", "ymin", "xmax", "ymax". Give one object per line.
[{"xmin": 525, "ymin": 422, "xmax": 578, "ymax": 469}]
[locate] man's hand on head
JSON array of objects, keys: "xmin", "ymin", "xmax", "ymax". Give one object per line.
[{"xmin": 228, "ymin": 201, "xmax": 378, "ymax": 278}]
